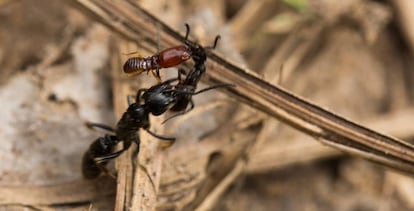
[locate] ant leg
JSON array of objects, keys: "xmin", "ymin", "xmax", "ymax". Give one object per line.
[
  {"xmin": 85, "ymin": 122, "xmax": 115, "ymax": 132},
  {"xmin": 163, "ymin": 83, "xmax": 234, "ymax": 123},
  {"xmin": 144, "ymin": 128, "xmax": 176, "ymax": 141},
  {"xmin": 94, "ymin": 150, "xmax": 125, "ymax": 163},
  {"xmin": 162, "ymin": 84, "xmax": 234, "ymax": 124},
  {"xmin": 193, "ymin": 83, "xmax": 235, "ymax": 95},
  {"xmin": 136, "ymin": 88, "xmax": 148, "ymax": 97},
  {"xmin": 171, "ymin": 83, "xmax": 234, "ymax": 96},
  {"xmin": 131, "ymin": 134, "xmax": 141, "ymax": 164},
  {"xmin": 94, "ymin": 138, "xmax": 132, "ymax": 163},
  {"xmin": 188, "ymin": 99, "xmax": 195, "ymax": 112},
  {"xmin": 151, "ymin": 69, "xmax": 162, "ymax": 83},
  {"xmin": 134, "ymin": 88, "xmax": 148, "ymax": 104},
  {"xmin": 145, "ymin": 128, "xmax": 176, "ymax": 149},
  {"xmin": 162, "ymin": 110, "xmax": 185, "ymax": 124},
  {"xmin": 94, "ymin": 148, "xmax": 126, "ymax": 163},
  {"xmin": 177, "ymin": 68, "xmax": 187, "ymax": 82},
  {"xmin": 162, "ymin": 100, "xmax": 195, "ymax": 124}
]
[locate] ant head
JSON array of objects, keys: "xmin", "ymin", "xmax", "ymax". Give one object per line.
[{"xmin": 182, "ymin": 23, "xmax": 220, "ymax": 63}]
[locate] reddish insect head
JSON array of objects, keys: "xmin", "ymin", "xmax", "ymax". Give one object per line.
[{"xmin": 158, "ymin": 45, "xmax": 191, "ymax": 68}]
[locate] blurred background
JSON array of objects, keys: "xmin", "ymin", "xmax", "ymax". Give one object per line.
[{"xmin": 1, "ymin": 0, "xmax": 414, "ymax": 210}]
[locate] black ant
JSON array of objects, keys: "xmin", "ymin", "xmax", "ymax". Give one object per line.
[
  {"xmin": 163, "ymin": 25, "xmax": 233, "ymax": 121},
  {"xmin": 82, "ymin": 76, "xmax": 233, "ymax": 178},
  {"xmin": 81, "ymin": 79, "xmax": 178, "ymax": 179},
  {"xmin": 122, "ymin": 24, "xmax": 220, "ymax": 81},
  {"xmin": 83, "ymin": 24, "xmax": 233, "ymax": 178}
]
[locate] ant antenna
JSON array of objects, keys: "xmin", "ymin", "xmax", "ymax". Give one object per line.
[
  {"xmin": 184, "ymin": 23, "xmax": 190, "ymax": 41},
  {"xmin": 206, "ymin": 35, "xmax": 221, "ymax": 50}
]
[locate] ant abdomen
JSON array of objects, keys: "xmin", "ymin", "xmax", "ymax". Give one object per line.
[{"xmin": 82, "ymin": 150, "xmax": 105, "ymax": 179}]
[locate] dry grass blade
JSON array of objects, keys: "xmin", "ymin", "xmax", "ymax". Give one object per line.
[
  {"xmin": 157, "ymin": 121, "xmax": 257, "ymax": 210},
  {"xmin": 393, "ymin": 0, "xmax": 414, "ymax": 54},
  {"xmin": 0, "ymin": 177, "xmax": 115, "ymax": 206},
  {"xmin": 109, "ymin": 41, "xmax": 134, "ymax": 211}
]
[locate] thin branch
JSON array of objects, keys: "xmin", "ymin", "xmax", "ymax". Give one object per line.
[{"xmin": 247, "ymin": 108, "xmax": 414, "ymax": 173}]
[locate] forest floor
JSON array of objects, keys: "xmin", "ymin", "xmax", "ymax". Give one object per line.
[{"xmin": 1, "ymin": 0, "xmax": 414, "ymax": 210}]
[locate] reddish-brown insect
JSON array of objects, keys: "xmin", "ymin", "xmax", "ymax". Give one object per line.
[
  {"xmin": 123, "ymin": 45, "xmax": 191, "ymax": 80},
  {"xmin": 123, "ymin": 25, "xmax": 194, "ymax": 81}
]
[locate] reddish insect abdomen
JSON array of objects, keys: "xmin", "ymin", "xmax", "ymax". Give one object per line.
[
  {"xmin": 158, "ymin": 45, "xmax": 191, "ymax": 68},
  {"xmin": 123, "ymin": 56, "xmax": 157, "ymax": 74}
]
